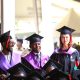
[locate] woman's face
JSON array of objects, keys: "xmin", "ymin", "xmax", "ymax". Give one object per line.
[{"xmin": 60, "ymin": 34, "xmax": 70, "ymax": 46}]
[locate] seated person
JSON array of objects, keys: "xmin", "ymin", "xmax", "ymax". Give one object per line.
[
  {"xmin": 23, "ymin": 33, "xmax": 49, "ymax": 69},
  {"xmin": 0, "ymin": 31, "xmax": 21, "ymax": 79}
]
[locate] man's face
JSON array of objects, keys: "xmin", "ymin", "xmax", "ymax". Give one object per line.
[
  {"xmin": 7, "ymin": 39, "xmax": 15, "ymax": 51},
  {"xmin": 10, "ymin": 39, "xmax": 15, "ymax": 47},
  {"xmin": 30, "ymin": 42, "xmax": 41, "ymax": 53},
  {"xmin": 2, "ymin": 38, "xmax": 15, "ymax": 51}
]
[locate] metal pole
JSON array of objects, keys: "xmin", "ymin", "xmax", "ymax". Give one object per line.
[
  {"xmin": 33, "ymin": 0, "xmax": 39, "ymax": 34},
  {"xmin": 1, "ymin": 0, "xmax": 4, "ymax": 34}
]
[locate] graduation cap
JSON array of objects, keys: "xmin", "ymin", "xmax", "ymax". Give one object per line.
[
  {"xmin": 50, "ymin": 53, "xmax": 71, "ymax": 73},
  {"xmin": 0, "ymin": 31, "xmax": 13, "ymax": 49},
  {"xmin": 0, "ymin": 31, "xmax": 11, "ymax": 42},
  {"xmin": 21, "ymin": 57, "xmax": 46, "ymax": 78},
  {"xmin": 53, "ymin": 60, "xmax": 64, "ymax": 70},
  {"xmin": 7, "ymin": 63, "xmax": 31, "ymax": 79},
  {"xmin": 56, "ymin": 26, "xmax": 75, "ymax": 34},
  {"xmin": 25, "ymin": 33, "xmax": 43, "ymax": 44},
  {"xmin": 42, "ymin": 59, "xmax": 63, "ymax": 74},
  {"xmin": 50, "ymin": 53, "xmax": 70, "ymax": 62},
  {"xmin": 28, "ymin": 70, "xmax": 45, "ymax": 80},
  {"xmin": 17, "ymin": 39, "xmax": 23, "ymax": 43},
  {"xmin": 45, "ymin": 68, "xmax": 69, "ymax": 80},
  {"xmin": 42, "ymin": 59, "xmax": 57, "ymax": 72}
]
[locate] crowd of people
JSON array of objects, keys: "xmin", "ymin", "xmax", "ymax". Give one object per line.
[{"xmin": 0, "ymin": 26, "xmax": 80, "ymax": 80}]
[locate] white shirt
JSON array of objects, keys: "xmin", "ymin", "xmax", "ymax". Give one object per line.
[{"xmin": 4, "ymin": 52, "xmax": 11, "ymax": 63}]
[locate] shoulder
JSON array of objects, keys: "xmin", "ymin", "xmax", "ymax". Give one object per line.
[
  {"xmin": 68, "ymin": 47, "xmax": 78, "ymax": 53},
  {"xmin": 49, "ymin": 48, "xmax": 60, "ymax": 57},
  {"xmin": 24, "ymin": 52, "xmax": 33, "ymax": 60},
  {"xmin": 69, "ymin": 47, "xmax": 76, "ymax": 51},
  {"xmin": 68, "ymin": 47, "xmax": 79, "ymax": 56},
  {"xmin": 22, "ymin": 48, "xmax": 30, "ymax": 56},
  {"xmin": 54, "ymin": 48, "xmax": 60, "ymax": 53},
  {"xmin": 41, "ymin": 53, "xmax": 49, "ymax": 61}
]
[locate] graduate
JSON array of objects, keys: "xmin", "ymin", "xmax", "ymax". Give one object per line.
[
  {"xmin": 23, "ymin": 33, "xmax": 49, "ymax": 70},
  {"xmin": 51, "ymin": 26, "xmax": 80, "ymax": 80},
  {"xmin": 0, "ymin": 31, "xmax": 21, "ymax": 74}
]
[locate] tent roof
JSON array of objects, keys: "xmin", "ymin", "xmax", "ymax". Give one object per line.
[{"xmin": 55, "ymin": 9, "xmax": 80, "ymax": 37}]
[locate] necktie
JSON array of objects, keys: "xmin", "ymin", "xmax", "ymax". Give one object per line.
[
  {"xmin": 35, "ymin": 54, "xmax": 41, "ymax": 68},
  {"xmin": 35, "ymin": 54, "xmax": 39, "ymax": 62}
]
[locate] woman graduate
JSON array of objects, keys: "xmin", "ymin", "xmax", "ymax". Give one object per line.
[{"xmin": 51, "ymin": 26, "xmax": 80, "ymax": 80}]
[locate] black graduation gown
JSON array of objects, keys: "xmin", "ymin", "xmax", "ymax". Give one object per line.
[{"xmin": 50, "ymin": 47, "xmax": 80, "ymax": 80}]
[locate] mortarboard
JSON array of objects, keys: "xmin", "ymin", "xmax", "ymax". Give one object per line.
[
  {"xmin": 7, "ymin": 63, "xmax": 31, "ymax": 79},
  {"xmin": 28, "ymin": 70, "xmax": 45, "ymax": 80},
  {"xmin": 42, "ymin": 59, "xmax": 63, "ymax": 74},
  {"xmin": 21, "ymin": 58, "xmax": 46, "ymax": 78},
  {"xmin": 0, "ymin": 31, "xmax": 12, "ymax": 49},
  {"xmin": 50, "ymin": 53, "xmax": 70, "ymax": 62},
  {"xmin": 25, "ymin": 33, "xmax": 43, "ymax": 44},
  {"xmin": 42, "ymin": 59, "xmax": 57, "ymax": 72},
  {"xmin": 56, "ymin": 26, "xmax": 75, "ymax": 34},
  {"xmin": 17, "ymin": 39, "xmax": 23, "ymax": 43},
  {"xmin": 45, "ymin": 68, "xmax": 69, "ymax": 80},
  {"xmin": 53, "ymin": 60, "xmax": 63, "ymax": 70},
  {"xmin": 50, "ymin": 53, "xmax": 71, "ymax": 73},
  {"xmin": 0, "ymin": 31, "xmax": 10, "ymax": 43}
]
